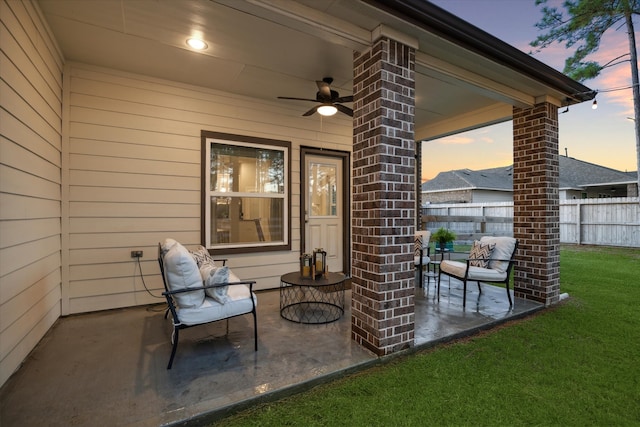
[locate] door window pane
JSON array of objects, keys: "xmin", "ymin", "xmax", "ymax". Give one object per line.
[{"xmin": 309, "ymin": 162, "xmax": 337, "ymax": 217}]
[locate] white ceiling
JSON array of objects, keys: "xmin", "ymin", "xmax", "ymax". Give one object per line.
[{"xmin": 37, "ymin": 0, "xmax": 573, "ymax": 139}]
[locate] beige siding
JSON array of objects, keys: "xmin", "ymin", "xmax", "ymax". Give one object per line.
[
  {"xmin": 64, "ymin": 62, "xmax": 353, "ymax": 314},
  {"xmin": 0, "ymin": 0, "xmax": 64, "ymax": 387},
  {"xmin": 471, "ymin": 190, "xmax": 512, "ymax": 203}
]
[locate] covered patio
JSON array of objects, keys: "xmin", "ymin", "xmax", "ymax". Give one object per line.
[
  {"xmin": 2, "ymin": 0, "xmax": 595, "ymax": 414},
  {"xmin": 0, "ymin": 280, "xmax": 542, "ymax": 426}
]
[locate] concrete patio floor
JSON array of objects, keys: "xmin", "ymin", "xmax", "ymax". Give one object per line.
[{"xmin": 0, "ymin": 278, "xmax": 543, "ymax": 426}]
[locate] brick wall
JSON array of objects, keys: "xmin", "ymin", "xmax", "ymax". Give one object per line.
[
  {"xmin": 512, "ymin": 103, "xmax": 560, "ymax": 306},
  {"xmin": 351, "ymin": 36, "xmax": 416, "ymax": 356}
]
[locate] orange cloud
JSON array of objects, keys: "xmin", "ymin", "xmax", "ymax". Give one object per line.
[
  {"xmin": 479, "ymin": 136, "xmax": 495, "ymax": 144},
  {"xmin": 433, "ymin": 135, "xmax": 475, "ymax": 145},
  {"xmin": 590, "ymin": 32, "xmax": 634, "ymax": 115}
]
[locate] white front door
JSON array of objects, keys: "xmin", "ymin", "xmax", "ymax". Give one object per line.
[{"xmin": 305, "ymin": 155, "xmax": 343, "ymax": 273}]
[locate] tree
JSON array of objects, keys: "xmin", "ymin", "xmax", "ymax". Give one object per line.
[{"xmin": 531, "ymin": 0, "xmax": 640, "ymax": 201}]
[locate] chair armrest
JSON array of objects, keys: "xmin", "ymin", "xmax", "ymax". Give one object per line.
[
  {"xmin": 162, "ymin": 280, "xmax": 256, "ymax": 296},
  {"xmin": 464, "ymin": 257, "xmax": 513, "ymax": 263},
  {"xmin": 463, "ymin": 258, "xmax": 517, "ymax": 275}
]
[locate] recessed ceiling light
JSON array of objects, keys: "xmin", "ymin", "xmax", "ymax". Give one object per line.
[{"xmin": 186, "ymin": 38, "xmax": 208, "ymax": 50}]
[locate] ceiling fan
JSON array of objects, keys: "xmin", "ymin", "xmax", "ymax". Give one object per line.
[{"xmin": 278, "ymin": 77, "xmax": 353, "ymax": 117}]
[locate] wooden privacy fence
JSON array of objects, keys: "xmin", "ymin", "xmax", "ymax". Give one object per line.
[{"xmin": 422, "ymin": 197, "xmax": 640, "ymax": 248}]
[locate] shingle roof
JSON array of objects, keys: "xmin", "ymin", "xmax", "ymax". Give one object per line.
[
  {"xmin": 422, "ymin": 165, "xmax": 513, "ymax": 192},
  {"xmin": 422, "ymin": 157, "xmax": 635, "ymax": 192},
  {"xmin": 559, "ymin": 156, "xmax": 636, "ymax": 188}
]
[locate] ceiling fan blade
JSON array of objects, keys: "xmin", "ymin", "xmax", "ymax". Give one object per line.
[
  {"xmin": 335, "ymin": 104, "xmax": 353, "ymax": 117},
  {"xmin": 316, "ymin": 80, "xmax": 331, "ymax": 99},
  {"xmin": 277, "ymin": 96, "xmax": 317, "ymax": 102},
  {"xmin": 302, "ymin": 106, "xmax": 318, "ymax": 116},
  {"xmin": 335, "ymin": 95, "xmax": 353, "ymax": 103}
]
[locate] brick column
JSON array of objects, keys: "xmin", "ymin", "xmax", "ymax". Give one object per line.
[
  {"xmin": 351, "ymin": 36, "xmax": 416, "ymax": 356},
  {"xmin": 512, "ymin": 103, "xmax": 560, "ymax": 306}
]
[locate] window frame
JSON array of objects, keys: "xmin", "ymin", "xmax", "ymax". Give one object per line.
[{"xmin": 201, "ymin": 131, "xmax": 291, "ymax": 255}]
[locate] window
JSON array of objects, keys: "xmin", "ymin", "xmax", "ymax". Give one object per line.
[{"xmin": 202, "ymin": 131, "xmax": 290, "ymax": 254}]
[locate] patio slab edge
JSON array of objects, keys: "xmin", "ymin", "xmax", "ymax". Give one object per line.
[{"xmin": 164, "ymin": 302, "xmax": 545, "ymax": 427}]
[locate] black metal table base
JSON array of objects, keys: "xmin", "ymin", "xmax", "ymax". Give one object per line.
[{"xmin": 280, "ymin": 272, "xmax": 346, "ymax": 324}]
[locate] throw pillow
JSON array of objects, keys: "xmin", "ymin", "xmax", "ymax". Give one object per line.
[
  {"xmin": 204, "ymin": 266, "xmax": 230, "ymax": 304},
  {"xmin": 468, "ymin": 240, "xmax": 495, "ymax": 268},
  {"xmin": 190, "ymin": 246, "xmax": 216, "ymax": 269},
  {"xmin": 414, "ymin": 234, "xmax": 423, "ymax": 257}
]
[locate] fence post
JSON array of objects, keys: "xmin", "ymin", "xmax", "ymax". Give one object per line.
[{"xmin": 576, "ymin": 200, "xmax": 582, "ymax": 245}]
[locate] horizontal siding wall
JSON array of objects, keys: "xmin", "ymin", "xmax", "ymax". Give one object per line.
[
  {"xmin": 0, "ymin": 0, "xmax": 64, "ymax": 387},
  {"xmin": 65, "ymin": 62, "xmax": 353, "ymax": 314}
]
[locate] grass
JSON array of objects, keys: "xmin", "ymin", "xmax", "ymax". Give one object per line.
[{"xmin": 217, "ymin": 245, "xmax": 640, "ymax": 426}]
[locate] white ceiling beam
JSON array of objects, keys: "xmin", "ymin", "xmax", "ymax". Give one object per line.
[
  {"xmin": 416, "ymin": 102, "xmax": 513, "ymax": 141},
  {"xmin": 415, "ymin": 51, "xmax": 534, "ymax": 108}
]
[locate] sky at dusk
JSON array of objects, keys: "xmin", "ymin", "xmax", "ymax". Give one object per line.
[{"xmin": 424, "ymin": 0, "xmax": 638, "ymax": 181}]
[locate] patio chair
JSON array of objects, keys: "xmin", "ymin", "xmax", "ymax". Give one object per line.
[
  {"xmin": 158, "ymin": 238, "xmax": 258, "ymax": 369},
  {"xmin": 438, "ymin": 236, "xmax": 518, "ymax": 308},
  {"xmin": 414, "ymin": 230, "xmax": 431, "ymax": 288}
]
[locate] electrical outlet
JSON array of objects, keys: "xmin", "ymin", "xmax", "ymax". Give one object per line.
[{"xmin": 131, "ymin": 250, "xmax": 143, "ymax": 258}]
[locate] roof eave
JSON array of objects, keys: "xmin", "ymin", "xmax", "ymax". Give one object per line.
[
  {"xmin": 473, "ymin": 187, "xmax": 513, "ymax": 192},
  {"xmin": 580, "ymin": 181, "xmax": 636, "ymax": 187},
  {"xmin": 363, "ymin": 0, "xmax": 595, "ymax": 104}
]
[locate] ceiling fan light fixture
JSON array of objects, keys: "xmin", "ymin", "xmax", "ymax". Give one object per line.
[
  {"xmin": 317, "ymin": 104, "xmax": 337, "ymax": 116},
  {"xmin": 186, "ymin": 38, "xmax": 208, "ymax": 50}
]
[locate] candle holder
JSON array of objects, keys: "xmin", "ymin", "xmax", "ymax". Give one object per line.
[
  {"xmin": 313, "ymin": 248, "xmax": 327, "ymax": 277},
  {"xmin": 300, "ymin": 253, "xmax": 313, "ymax": 278}
]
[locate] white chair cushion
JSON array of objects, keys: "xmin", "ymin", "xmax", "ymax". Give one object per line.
[
  {"xmin": 161, "ymin": 238, "xmax": 205, "ymax": 309},
  {"xmin": 414, "ymin": 255, "xmax": 431, "ymax": 266},
  {"xmin": 480, "ymin": 236, "xmax": 517, "ymax": 273},
  {"xmin": 440, "ymin": 260, "xmax": 507, "ymax": 282},
  {"xmin": 176, "ymin": 285, "xmax": 257, "ymax": 326}
]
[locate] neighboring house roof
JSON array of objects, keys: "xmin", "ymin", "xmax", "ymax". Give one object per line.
[
  {"xmin": 422, "ymin": 157, "xmax": 636, "ymax": 193},
  {"xmin": 559, "ymin": 156, "xmax": 636, "ymax": 189},
  {"xmin": 422, "ymin": 166, "xmax": 513, "ymax": 193}
]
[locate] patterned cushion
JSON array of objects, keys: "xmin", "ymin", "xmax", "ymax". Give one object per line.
[
  {"xmin": 190, "ymin": 245, "xmax": 216, "ymax": 269},
  {"xmin": 414, "ymin": 234, "xmax": 424, "ymax": 257},
  {"xmin": 204, "ymin": 266, "xmax": 230, "ymax": 304},
  {"xmin": 468, "ymin": 240, "xmax": 495, "ymax": 268},
  {"xmin": 414, "ymin": 230, "xmax": 431, "ymax": 257}
]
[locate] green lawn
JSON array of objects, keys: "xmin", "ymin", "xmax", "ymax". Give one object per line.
[{"xmin": 218, "ymin": 246, "xmax": 640, "ymax": 426}]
